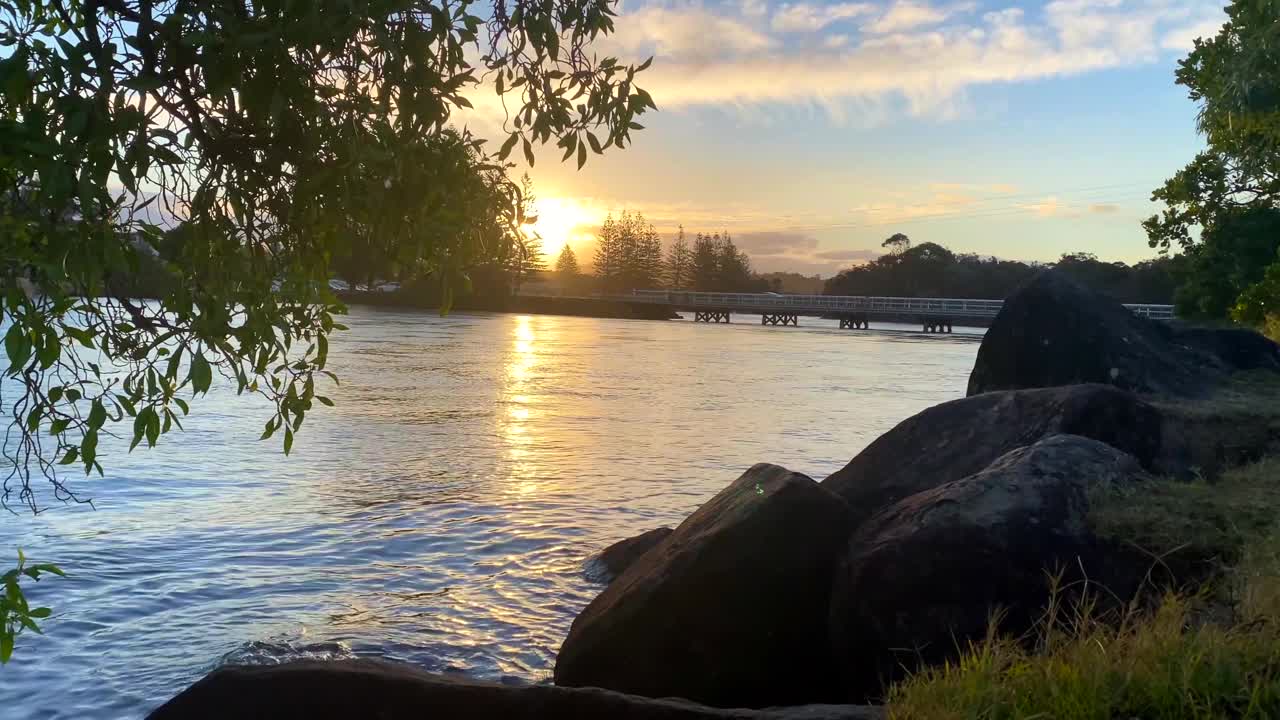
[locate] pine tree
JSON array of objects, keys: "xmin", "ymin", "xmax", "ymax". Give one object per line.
[
  {"xmin": 638, "ymin": 223, "xmax": 664, "ymax": 289},
  {"xmin": 555, "ymin": 244, "xmax": 581, "ymax": 276},
  {"xmin": 595, "ymin": 214, "xmax": 621, "ymax": 290},
  {"xmin": 666, "ymin": 226, "xmax": 691, "ymax": 288},
  {"xmin": 692, "ymin": 232, "xmax": 720, "ymax": 290},
  {"xmin": 717, "ymin": 232, "xmax": 753, "ymax": 291}
]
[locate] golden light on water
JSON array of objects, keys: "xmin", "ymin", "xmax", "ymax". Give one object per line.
[{"xmin": 503, "ymin": 317, "xmax": 540, "ymax": 495}]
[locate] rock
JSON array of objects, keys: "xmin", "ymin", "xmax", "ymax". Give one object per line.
[
  {"xmin": 147, "ymin": 659, "xmax": 884, "ymax": 720},
  {"xmin": 828, "ymin": 435, "xmax": 1149, "ymax": 701},
  {"xmin": 967, "ymin": 270, "xmax": 1238, "ymax": 397},
  {"xmin": 821, "ymin": 384, "xmax": 1162, "ymax": 527},
  {"xmin": 555, "ymin": 464, "xmax": 853, "ymax": 708},
  {"xmin": 592, "ymin": 527, "xmax": 674, "ymax": 582},
  {"xmin": 1173, "ymin": 326, "xmax": 1280, "ymax": 373}
]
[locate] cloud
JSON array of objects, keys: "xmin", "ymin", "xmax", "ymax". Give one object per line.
[
  {"xmin": 591, "ymin": 0, "xmax": 1226, "ymax": 123},
  {"xmin": 1160, "ymin": 17, "xmax": 1224, "ymax": 51},
  {"xmin": 605, "ymin": 5, "xmax": 776, "ymax": 59},
  {"xmin": 734, "ymin": 231, "xmax": 821, "ymax": 254},
  {"xmin": 1024, "ymin": 196, "xmax": 1063, "ymax": 217},
  {"xmin": 815, "ymin": 248, "xmax": 881, "ymax": 261},
  {"xmin": 864, "ymin": 0, "xmax": 970, "ymax": 34},
  {"xmin": 1089, "ymin": 203, "xmax": 1121, "ymax": 214},
  {"xmin": 771, "ymin": 2, "xmax": 875, "ymax": 32}
]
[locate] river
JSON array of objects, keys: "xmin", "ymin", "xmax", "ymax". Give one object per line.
[{"xmin": 1, "ymin": 307, "xmax": 981, "ymax": 719}]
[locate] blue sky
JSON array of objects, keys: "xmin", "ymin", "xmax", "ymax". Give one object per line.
[{"xmin": 505, "ymin": 0, "xmax": 1226, "ymax": 275}]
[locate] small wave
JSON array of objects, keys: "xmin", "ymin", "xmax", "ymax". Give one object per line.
[{"xmin": 218, "ymin": 638, "xmax": 358, "ymax": 667}]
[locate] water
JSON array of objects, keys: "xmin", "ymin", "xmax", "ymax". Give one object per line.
[{"xmin": 0, "ymin": 307, "xmax": 981, "ymax": 719}]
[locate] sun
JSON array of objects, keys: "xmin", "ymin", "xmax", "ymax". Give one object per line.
[{"xmin": 530, "ymin": 196, "xmax": 596, "ymax": 259}]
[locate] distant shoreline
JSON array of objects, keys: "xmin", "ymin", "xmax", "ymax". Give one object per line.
[{"xmin": 336, "ymin": 290, "xmax": 681, "ymax": 321}]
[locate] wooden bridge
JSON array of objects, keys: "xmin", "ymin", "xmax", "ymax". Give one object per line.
[{"xmin": 622, "ymin": 290, "xmax": 1176, "ymax": 333}]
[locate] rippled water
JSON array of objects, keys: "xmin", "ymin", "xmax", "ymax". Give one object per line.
[{"xmin": 1, "ymin": 307, "xmax": 981, "ymax": 719}]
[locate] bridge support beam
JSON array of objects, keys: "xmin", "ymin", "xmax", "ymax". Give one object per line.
[
  {"xmin": 761, "ymin": 313, "xmax": 798, "ymax": 326},
  {"xmin": 921, "ymin": 318, "xmax": 953, "ymax": 334},
  {"xmin": 694, "ymin": 311, "xmax": 731, "ymax": 323},
  {"xmin": 839, "ymin": 315, "xmax": 869, "ymax": 330}
]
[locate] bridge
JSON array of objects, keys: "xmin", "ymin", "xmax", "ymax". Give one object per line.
[{"xmin": 619, "ymin": 290, "xmax": 1176, "ymax": 333}]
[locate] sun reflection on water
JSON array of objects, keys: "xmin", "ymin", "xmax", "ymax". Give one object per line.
[{"xmin": 503, "ymin": 317, "xmax": 541, "ymax": 496}]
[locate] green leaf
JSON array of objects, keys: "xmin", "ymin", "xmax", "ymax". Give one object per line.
[
  {"xmin": 28, "ymin": 607, "xmax": 51, "ymax": 619},
  {"xmin": 498, "ymin": 133, "xmax": 519, "ymax": 160},
  {"xmin": 4, "ymin": 324, "xmax": 31, "ymax": 374},
  {"xmin": 81, "ymin": 430, "xmax": 98, "ymax": 467},
  {"xmin": 522, "ymin": 137, "xmax": 535, "ymax": 167},
  {"xmin": 316, "ymin": 395, "xmax": 334, "ymax": 407},
  {"xmin": 1, "ymin": 633, "xmax": 12, "ymax": 663},
  {"xmin": 190, "ymin": 353, "xmax": 213, "ymax": 394},
  {"xmin": 283, "ymin": 427, "xmax": 294, "ymax": 455},
  {"xmin": 48, "ymin": 418, "xmax": 70, "ymax": 435},
  {"xmin": 88, "ymin": 399, "xmax": 106, "ymax": 429},
  {"xmin": 58, "ymin": 448, "xmax": 79, "ymax": 465}
]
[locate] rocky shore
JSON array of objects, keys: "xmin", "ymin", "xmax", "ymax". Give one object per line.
[{"xmin": 149, "ymin": 270, "xmax": 1280, "ymax": 719}]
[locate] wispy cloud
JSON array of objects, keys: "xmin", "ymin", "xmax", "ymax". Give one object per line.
[
  {"xmin": 771, "ymin": 2, "xmax": 875, "ymax": 32},
  {"xmin": 587, "ymin": 0, "xmax": 1226, "ymax": 124},
  {"xmin": 864, "ymin": 0, "xmax": 971, "ymax": 34}
]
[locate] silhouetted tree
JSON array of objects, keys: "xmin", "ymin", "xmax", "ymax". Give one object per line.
[
  {"xmin": 691, "ymin": 233, "xmax": 720, "ymax": 291},
  {"xmin": 882, "ymin": 233, "xmax": 911, "ymax": 254},
  {"xmin": 665, "ymin": 226, "xmax": 692, "ymax": 288},
  {"xmin": 594, "ymin": 211, "xmax": 663, "ymax": 291},
  {"xmin": 825, "ymin": 240, "xmax": 1178, "ymax": 303},
  {"xmin": 555, "ymin": 244, "xmax": 581, "ymax": 277}
]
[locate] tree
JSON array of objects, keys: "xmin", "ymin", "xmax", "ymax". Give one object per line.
[
  {"xmin": 716, "ymin": 232, "xmax": 755, "ymax": 291},
  {"xmin": 691, "ymin": 233, "xmax": 720, "ymax": 291},
  {"xmin": 882, "ymin": 233, "xmax": 912, "ymax": 254},
  {"xmin": 556, "ymin": 245, "xmax": 581, "ymax": 277},
  {"xmin": 593, "ymin": 210, "xmax": 662, "ymax": 291},
  {"xmin": 1144, "ymin": 0, "xmax": 1280, "ymax": 327},
  {"xmin": 508, "ymin": 176, "xmax": 546, "ymax": 292},
  {"xmin": 0, "ymin": 0, "xmax": 652, "ymax": 661},
  {"xmin": 594, "ymin": 213, "xmax": 622, "ymax": 289},
  {"xmin": 665, "ymin": 226, "xmax": 691, "ymax": 288},
  {"xmin": 824, "ymin": 239, "xmax": 1178, "ymax": 302}
]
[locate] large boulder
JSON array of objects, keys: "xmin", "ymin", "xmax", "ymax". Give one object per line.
[
  {"xmin": 589, "ymin": 527, "xmax": 674, "ymax": 583},
  {"xmin": 967, "ymin": 270, "xmax": 1243, "ymax": 397},
  {"xmin": 821, "ymin": 384, "xmax": 1162, "ymax": 526},
  {"xmin": 828, "ymin": 435, "xmax": 1149, "ymax": 701},
  {"xmin": 147, "ymin": 659, "xmax": 883, "ymax": 720},
  {"xmin": 555, "ymin": 464, "xmax": 853, "ymax": 708}
]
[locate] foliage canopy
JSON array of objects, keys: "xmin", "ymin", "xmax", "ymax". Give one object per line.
[
  {"xmin": 1145, "ymin": 0, "xmax": 1280, "ymax": 326},
  {"xmin": 0, "ymin": 0, "xmax": 652, "ymax": 513}
]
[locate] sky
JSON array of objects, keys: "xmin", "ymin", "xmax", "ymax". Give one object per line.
[{"xmin": 490, "ymin": 0, "xmax": 1227, "ymax": 276}]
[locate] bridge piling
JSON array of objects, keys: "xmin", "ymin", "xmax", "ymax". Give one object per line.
[
  {"xmin": 694, "ymin": 310, "xmax": 731, "ymax": 323},
  {"xmin": 761, "ymin": 313, "xmax": 798, "ymax": 326},
  {"xmin": 921, "ymin": 318, "xmax": 953, "ymax": 334},
  {"xmin": 839, "ymin": 315, "xmax": 869, "ymax": 330}
]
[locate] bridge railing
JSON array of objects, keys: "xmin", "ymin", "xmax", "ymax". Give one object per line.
[
  {"xmin": 629, "ymin": 290, "xmax": 1006, "ymax": 317},
  {"xmin": 625, "ymin": 290, "xmax": 1176, "ymax": 321}
]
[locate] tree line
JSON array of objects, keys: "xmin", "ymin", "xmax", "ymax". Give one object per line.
[
  {"xmin": 553, "ymin": 211, "xmax": 770, "ymax": 293},
  {"xmin": 823, "ymin": 236, "xmax": 1179, "ymax": 304}
]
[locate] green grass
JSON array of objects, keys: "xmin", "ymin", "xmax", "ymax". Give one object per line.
[
  {"xmin": 1088, "ymin": 457, "xmax": 1280, "ymax": 572},
  {"xmin": 888, "ymin": 458, "xmax": 1280, "ymax": 720}
]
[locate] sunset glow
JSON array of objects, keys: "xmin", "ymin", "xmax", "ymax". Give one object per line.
[{"xmin": 531, "ymin": 196, "xmax": 600, "ymax": 259}]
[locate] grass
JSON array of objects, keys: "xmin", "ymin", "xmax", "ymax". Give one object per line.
[
  {"xmin": 887, "ymin": 457, "xmax": 1280, "ymax": 720},
  {"xmin": 1087, "ymin": 457, "xmax": 1280, "ymax": 572}
]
